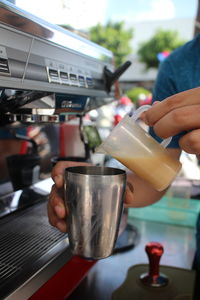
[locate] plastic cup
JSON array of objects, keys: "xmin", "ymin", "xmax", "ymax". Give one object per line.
[{"xmin": 96, "ymin": 105, "xmax": 181, "ymax": 191}]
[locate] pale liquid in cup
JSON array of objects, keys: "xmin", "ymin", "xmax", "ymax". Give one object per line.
[{"xmin": 115, "ymin": 153, "xmax": 181, "ymax": 191}]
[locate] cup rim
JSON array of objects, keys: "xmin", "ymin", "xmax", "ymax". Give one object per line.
[{"xmin": 65, "ymin": 166, "xmax": 126, "ymax": 176}]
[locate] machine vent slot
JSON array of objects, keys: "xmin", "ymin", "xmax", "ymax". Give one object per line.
[
  {"xmin": 0, "ymin": 58, "xmax": 10, "ymax": 75},
  {"xmin": 0, "ymin": 201, "xmax": 67, "ymax": 289}
]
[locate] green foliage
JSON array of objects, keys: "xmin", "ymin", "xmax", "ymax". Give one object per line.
[
  {"xmin": 89, "ymin": 21, "xmax": 133, "ymax": 67},
  {"xmin": 126, "ymin": 87, "xmax": 151, "ymax": 104},
  {"xmin": 83, "ymin": 125, "xmax": 102, "ymax": 150},
  {"xmin": 137, "ymin": 29, "xmax": 186, "ymax": 69}
]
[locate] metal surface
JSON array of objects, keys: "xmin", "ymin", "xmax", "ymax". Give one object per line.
[
  {"xmin": 0, "ymin": 0, "xmax": 112, "ymax": 62},
  {"xmin": 0, "ymin": 199, "xmax": 71, "ymax": 300},
  {"xmin": 0, "ymin": 186, "xmax": 47, "ymax": 218},
  {"xmin": 64, "ymin": 166, "xmax": 126, "ymax": 259},
  {"xmin": 140, "ymin": 272, "xmax": 169, "ymax": 288},
  {"xmin": 68, "ymin": 218, "xmax": 196, "ymax": 300},
  {"xmin": 0, "ymin": 1, "xmax": 133, "ymax": 126},
  {"xmin": 0, "ymin": 0, "xmax": 117, "ymax": 120}
]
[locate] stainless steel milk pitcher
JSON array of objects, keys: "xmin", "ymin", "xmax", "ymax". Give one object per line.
[{"xmin": 64, "ymin": 166, "xmax": 126, "ymax": 260}]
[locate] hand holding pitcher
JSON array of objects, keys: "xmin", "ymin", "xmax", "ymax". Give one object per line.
[{"xmin": 96, "ymin": 105, "xmax": 181, "ymax": 191}]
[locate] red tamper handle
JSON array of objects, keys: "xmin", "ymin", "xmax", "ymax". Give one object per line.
[
  {"xmin": 140, "ymin": 242, "xmax": 168, "ymax": 287},
  {"xmin": 145, "ymin": 242, "xmax": 164, "ymax": 278}
]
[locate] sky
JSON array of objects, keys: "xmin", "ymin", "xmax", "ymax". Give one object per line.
[
  {"xmin": 16, "ymin": 0, "xmax": 198, "ymax": 29},
  {"xmin": 106, "ymin": 0, "xmax": 197, "ymax": 22}
]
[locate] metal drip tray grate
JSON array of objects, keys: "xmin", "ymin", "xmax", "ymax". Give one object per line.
[{"xmin": 0, "ymin": 200, "xmax": 68, "ymax": 295}]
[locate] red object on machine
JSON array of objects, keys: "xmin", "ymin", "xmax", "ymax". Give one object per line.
[
  {"xmin": 28, "ymin": 256, "xmax": 96, "ymax": 300},
  {"xmin": 59, "ymin": 123, "xmax": 66, "ymax": 157},
  {"xmin": 19, "ymin": 126, "xmax": 32, "ymax": 154}
]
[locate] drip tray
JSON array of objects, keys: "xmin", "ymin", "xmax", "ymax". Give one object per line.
[{"xmin": 0, "ymin": 199, "xmax": 71, "ymax": 300}]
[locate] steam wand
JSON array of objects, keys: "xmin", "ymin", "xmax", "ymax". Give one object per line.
[{"xmin": 104, "ymin": 60, "xmax": 132, "ymax": 93}]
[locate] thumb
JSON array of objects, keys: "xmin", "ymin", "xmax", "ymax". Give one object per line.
[
  {"xmin": 51, "ymin": 161, "xmax": 91, "ymax": 188},
  {"xmin": 141, "ymin": 101, "xmax": 160, "ymax": 124},
  {"xmin": 124, "ymin": 182, "xmax": 134, "ymax": 207}
]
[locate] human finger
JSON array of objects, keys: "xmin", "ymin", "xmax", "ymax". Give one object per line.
[
  {"xmin": 124, "ymin": 181, "xmax": 134, "ymax": 207},
  {"xmin": 140, "ymin": 101, "xmax": 160, "ymax": 123},
  {"xmin": 51, "ymin": 161, "xmax": 90, "ymax": 188},
  {"xmin": 152, "ymin": 104, "xmax": 200, "ymax": 138},
  {"xmin": 141, "ymin": 101, "xmax": 160, "ymax": 123},
  {"xmin": 47, "ymin": 200, "xmax": 67, "ymax": 232},
  {"xmin": 48, "ymin": 184, "xmax": 67, "ymax": 218},
  {"xmin": 179, "ymin": 129, "xmax": 200, "ymax": 154},
  {"xmin": 145, "ymin": 87, "xmax": 200, "ymax": 126},
  {"xmin": 47, "ymin": 185, "xmax": 67, "ymax": 232}
]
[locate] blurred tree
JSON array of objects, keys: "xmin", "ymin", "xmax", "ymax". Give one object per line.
[
  {"xmin": 126, "ymin": 87, "xmax": 151, "ymax": 106},
  {"xmin": 89, "ymin": 21, "xmax": 133, "ymax": 67},
  {"xmin": 137, "ymin": 29, "xmax": 185, "ymax": 70}
]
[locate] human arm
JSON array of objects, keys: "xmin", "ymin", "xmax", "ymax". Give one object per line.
[{"xmin": 125, "ymin": 148, "xmax": 181, "ymax": 207}]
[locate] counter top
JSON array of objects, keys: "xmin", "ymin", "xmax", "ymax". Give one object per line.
[{"xmin": 68, "ymin": 218, "xmax": 196, "ymax": 300}]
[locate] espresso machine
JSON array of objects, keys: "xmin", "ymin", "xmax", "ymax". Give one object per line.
[{"xmin": 0, "ymin": 1, "xmax": 131, "ymax": 299}]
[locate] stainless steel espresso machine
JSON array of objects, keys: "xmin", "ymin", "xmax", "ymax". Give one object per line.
[{"xmin": 0, "ymin": 1, "xmax": 131, "ymax": 299}]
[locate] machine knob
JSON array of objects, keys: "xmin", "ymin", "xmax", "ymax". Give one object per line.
[{"xmin": 140, "ymin": 242, "xmax": 169, "ymax": 287}]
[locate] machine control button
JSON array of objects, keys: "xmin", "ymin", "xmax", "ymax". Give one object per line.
[
  {"xmin": 78, "ymin": 75, "xmax": 86, "ymax": 87},
  {"xmin": 46, "ymin": 67, "xmax": 60, "ymax": 83},
  {"xmin": 60, "ymin": 71, "xmax": 69, "ymax": 85},
  {"xmin": 0, "ymin": 58, "xmax": 10, "ymax": 75},
  {"xmin": 86, "ymin": 77, "xmax": 93, "ymax": 88},
  {"xmin": 69, "ymin": 73, "xmax": 78, "ymax": 86}
]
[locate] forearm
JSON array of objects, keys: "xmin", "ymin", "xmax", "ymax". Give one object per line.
[
  {"xmin": 124, "ymin": 148, "xmax": 181, "ymax": 208},
  {"xmin": 125, "ymin": 172, "xmax": 166, "ymax": 207}
]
